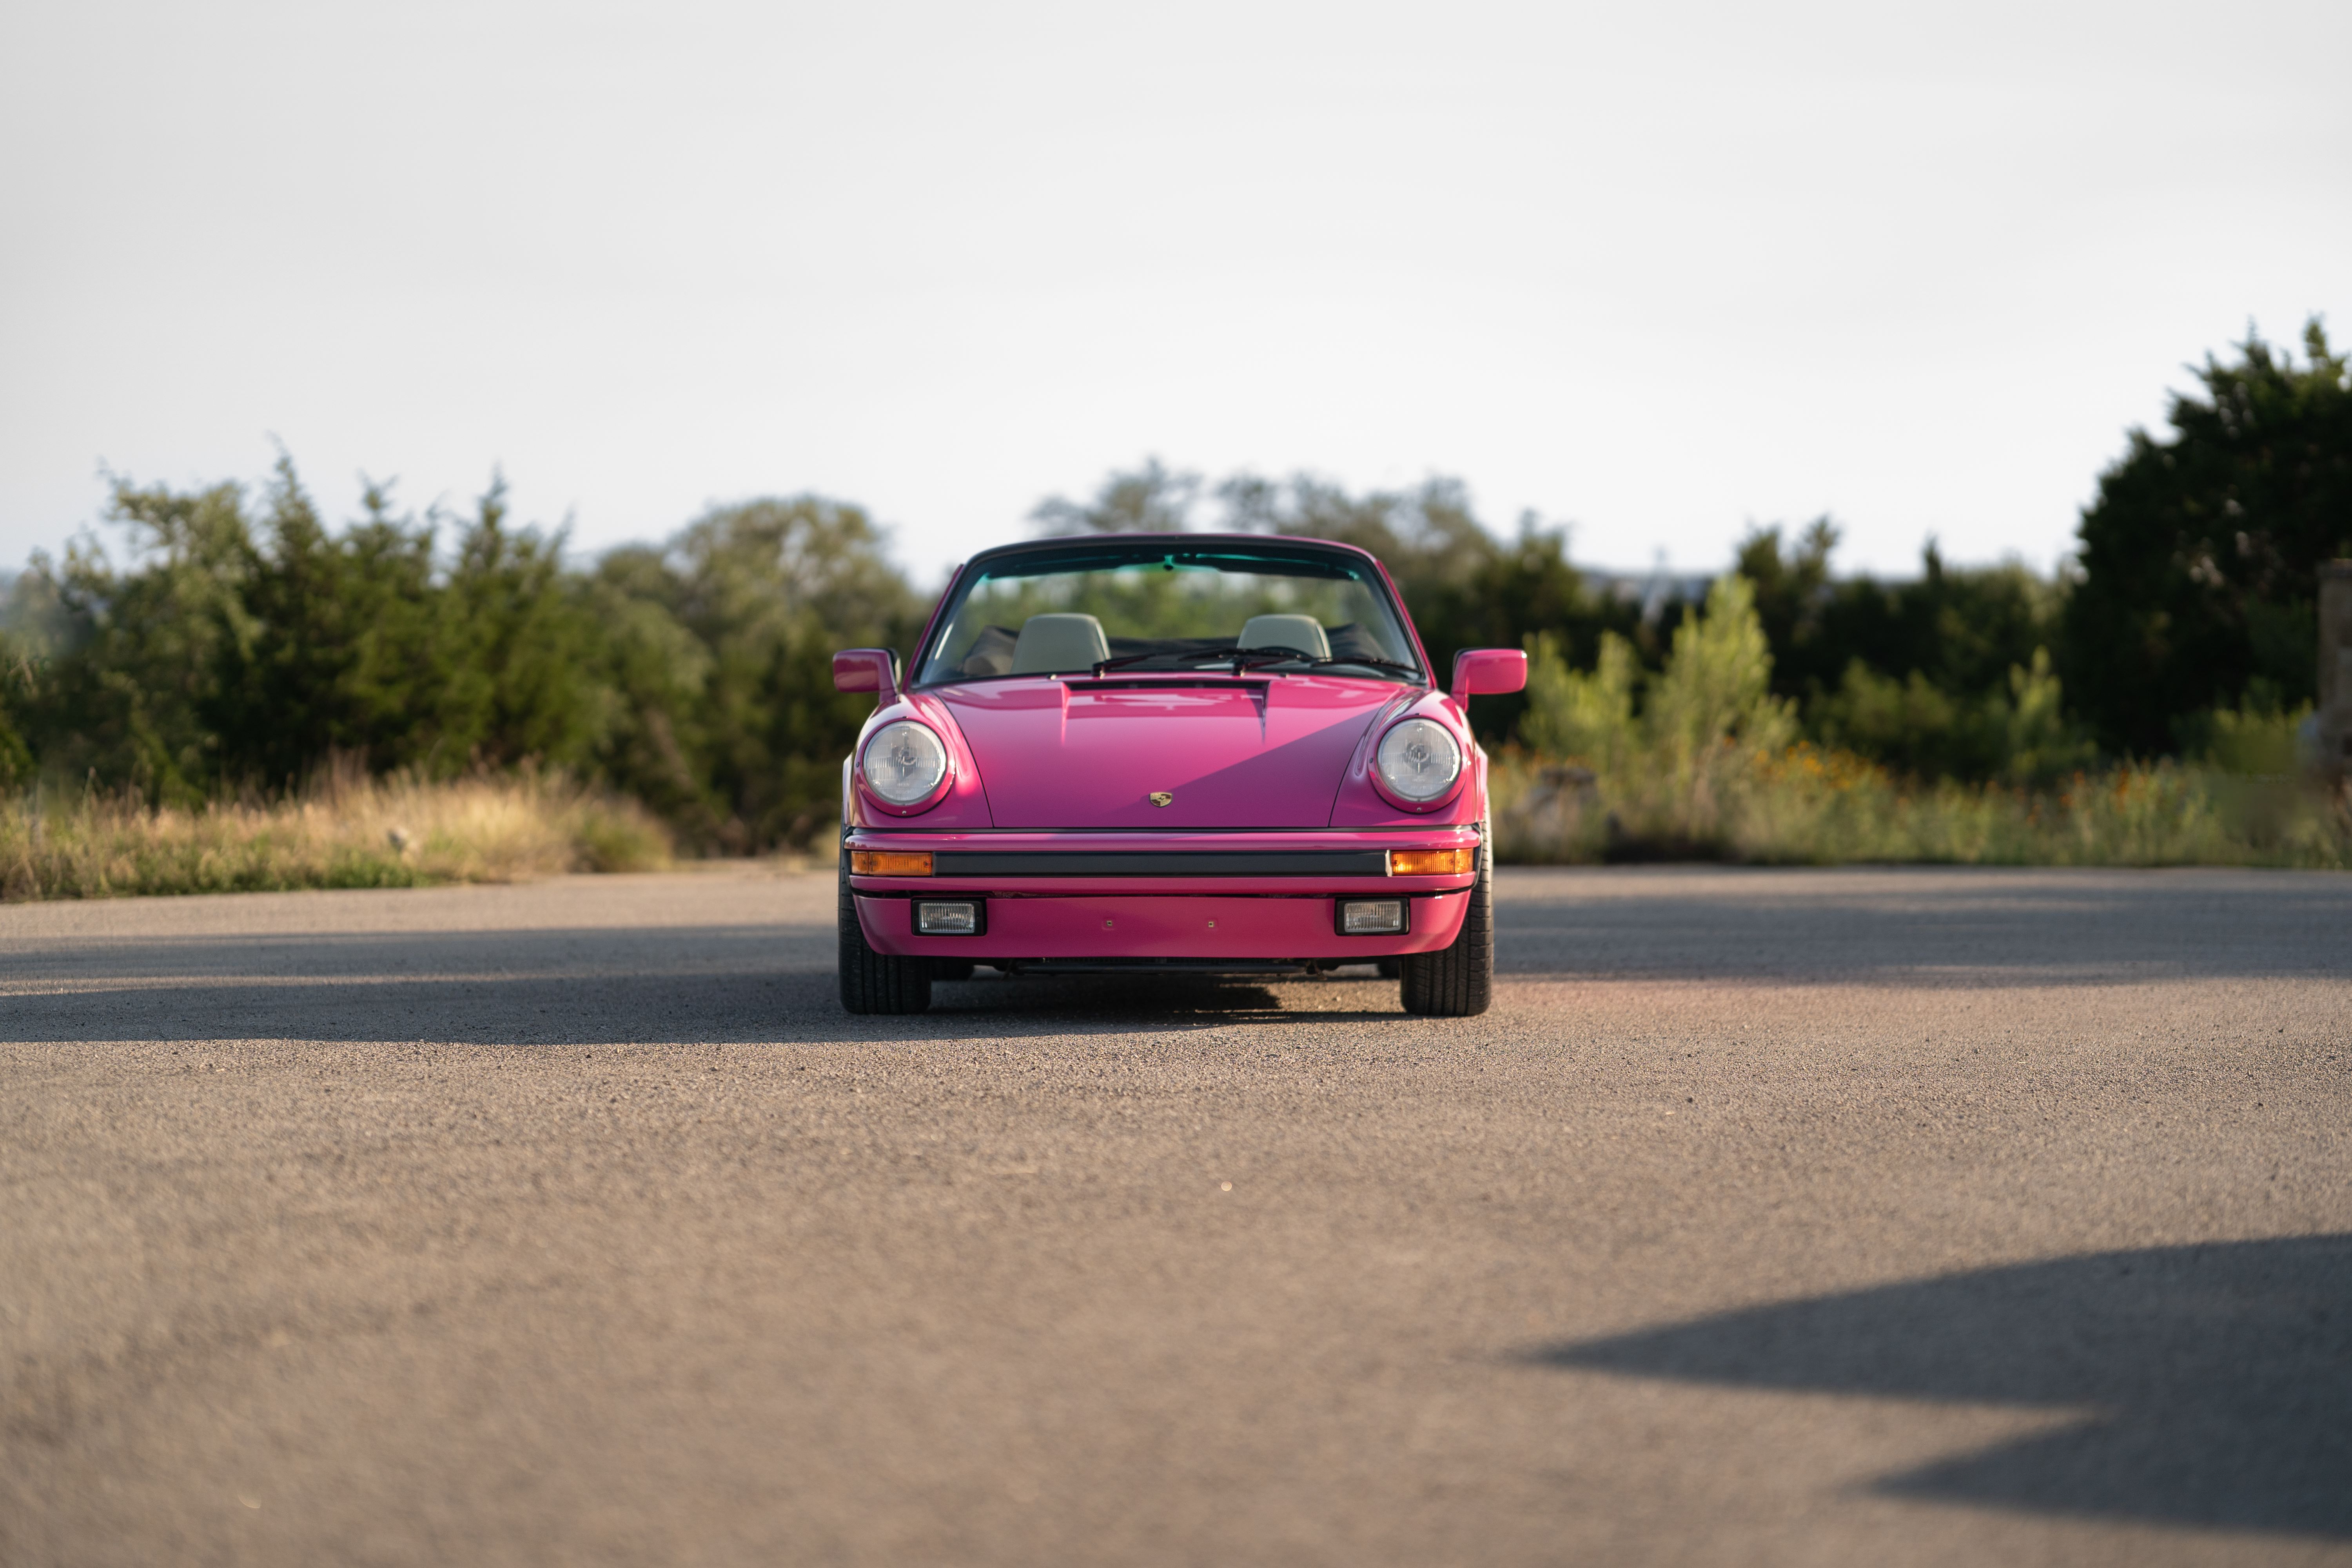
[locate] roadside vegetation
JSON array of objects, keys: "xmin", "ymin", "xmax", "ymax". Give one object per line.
[
  {"xmin": 0, "ymin": 321, "xmax": 2344, "ymax": 896},
  {"xmin": 0, "ymin": 770, "xmax": 669, "ymax": 901},
  {"xmin": 1492, "ymin": 579, "xmax": 2347, "ymax": 868}
]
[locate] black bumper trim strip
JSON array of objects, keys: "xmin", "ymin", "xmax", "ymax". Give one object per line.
[{"xmin": 929, "ymin": 849, "xmax": 1390, "ymax": 877}]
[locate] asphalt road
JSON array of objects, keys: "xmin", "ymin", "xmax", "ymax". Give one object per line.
[{"xmin": 3, "ymin": 864, "xmax": 2347, "ymax": 1567}]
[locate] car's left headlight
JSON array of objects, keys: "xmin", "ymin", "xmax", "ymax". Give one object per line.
[
  {"xmin": 1376, "ymin": 717, "xmax": 1463, "ymax": 803},
  {"xmin": 862, "ymin": 720, "xmax": 948, "ymax": 805}
]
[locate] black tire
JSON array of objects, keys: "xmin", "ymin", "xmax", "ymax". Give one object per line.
[
  {"xmin": 1399, "ymin": 848, "xmax": 1492, "ymax": 1016},
  {"xmin": 838, "ymin": 850, "xmax": 932, "ymax": 1014}
]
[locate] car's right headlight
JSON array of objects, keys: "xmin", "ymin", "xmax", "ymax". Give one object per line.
[
  {"xmin": 1376, "ymin": 717, "xmax": 1463, "ymax": 803},
  {"xmin": 862, "ymin": 720, "xmax": 948, "ymax": 805}
]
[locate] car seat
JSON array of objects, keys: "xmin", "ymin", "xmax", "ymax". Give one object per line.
[
  {"xmin": 1237, "ymin": 614, "xmax": 1331, "ymax": 661},
  {"xmin": 1011, "ymin": 613, "xmax": 1112, "ymax": 674}
]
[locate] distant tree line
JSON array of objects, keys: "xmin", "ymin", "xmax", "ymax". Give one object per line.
[
  {"xmin": 0, "ymin": 460, "xmax": 923, "ymax": 849},
  {"xmin": 1, "ymin": 321, "xmax": 2343, "ymax": 845}
]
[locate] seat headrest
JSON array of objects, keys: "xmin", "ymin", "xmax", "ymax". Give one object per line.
[
  {"xmin": 1237, "ymin": 614, "xmax": 1331, "ymax": 661},
  {"xmin": 1011, "ymin": 613, "xmax": 1112, "ymax": 675}
]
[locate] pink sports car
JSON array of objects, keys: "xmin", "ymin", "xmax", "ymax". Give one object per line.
[{"xmin": 832, "ymin": 535, "xmax": 1526, "ymax": 1015}]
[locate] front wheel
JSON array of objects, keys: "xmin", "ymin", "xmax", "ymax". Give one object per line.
[
  {"xmin": 1399, "ymin": 849, "xmax": 1493, "ymax": 1016},
  {"xmin": 838, "ymin": 849, "xmax": 932, "ymax": 1014}
]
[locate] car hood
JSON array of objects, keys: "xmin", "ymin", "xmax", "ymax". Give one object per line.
[{"xmin": 935, "ymin": 675, "xmax": 1406, "ymax": 829}]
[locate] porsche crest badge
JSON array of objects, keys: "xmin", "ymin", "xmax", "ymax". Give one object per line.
[{"xmin": 1149, "ymin": 791, "xmax": 1175, "ymax": 808}]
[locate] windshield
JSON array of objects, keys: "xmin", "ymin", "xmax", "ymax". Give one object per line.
[{"xmin": 916, "ymin": 542, "xmax": 1423, "ymax": 686}]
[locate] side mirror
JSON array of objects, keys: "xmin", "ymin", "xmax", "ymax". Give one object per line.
[
  {"xmin": 832, "ymin": 648, "xmax": 899, "ymax": 704},
  {"xmin": 1450, "ymin": 648, "xmax": 1528, "ymax": 703}
]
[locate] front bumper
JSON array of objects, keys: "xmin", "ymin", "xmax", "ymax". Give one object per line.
[{"xmin": 844, "ymin": 827, "xmax": 1478, "ymax": 961}]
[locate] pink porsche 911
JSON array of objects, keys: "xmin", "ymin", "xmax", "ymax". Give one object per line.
[{"xmin": 832, "ymin": 535, "xmax": 1526, "ymax": 1015}]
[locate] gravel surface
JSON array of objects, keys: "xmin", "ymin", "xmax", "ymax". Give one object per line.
[{"xmin": 3, "ymin": 864, "xmax": 2347, "ymax": 1567}]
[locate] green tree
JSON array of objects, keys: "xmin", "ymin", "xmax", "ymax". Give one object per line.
[
  {"xmin": 1519, "ymin": 629, "xmax": 1637, "ymax": 769},
  {"xmin": 594, "ymin": 496, "xmax": 922, "ymax": 850},
  {"xmin": 1518, "ymin": 573, "xmax": 1811, "ymax": 851},
  {"xmin": 0, "ymin": 639, "xmax": 35, "ymax": 789},
  {"xmin": 32, "ymin": 477, "xmax": 261, "ymax": 800},
  {"xmin": 1736, "ymin": 516, "xmax": 1842, "ymax": 695},
  {"xmin": 583, "ymin": 545, "xmax": 721, "ymax": 837},
  {"xmin": 1739, "ymin": 524, "xmax": 2062, "ymax": 709},
  {"xmin": 2064, "ymin": 319, "xmax": 2352, "ymax": 755},
  {"xmin": 434, "ymin": 475, "xmax": 604, "ymax": 772},
  {"xmin": 1645, "ymin": 575, "xmax": 1795, "ymax": 769},
  {"xmin": 16, "ymin": 461, "xmax": 614, "ymax": 797},
  {"xmin": 210, "ymin": 459, "xmax": 449, "ymax": 783},
  {"xmin": 1737, "ymin": 521, "xmax": 2074, "ymax": 779}
]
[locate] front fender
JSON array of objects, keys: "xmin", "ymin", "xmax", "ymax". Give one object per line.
[
  {"xmin": 1328, "ymin": 689, "xmax": 1486, "ymax": 828},
  {"xmin": 845, "ymin": 691, "xmax": 995, "ymax": 830}
]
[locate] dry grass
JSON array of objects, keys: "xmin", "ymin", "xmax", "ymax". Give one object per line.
[
  {"xmin": 13, "ymin": 746, "xmax": 2340, "ymax": 900},
  {"xmin": 1491, "ymin": 744, "xmax": 2352, "ymax": 869},
  {"xmin": 0, "ymin": 771, "xmax": 673, "ymax": 900}
]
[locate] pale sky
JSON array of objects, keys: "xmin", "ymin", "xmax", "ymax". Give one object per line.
[{"xmin": 3, "ymin": 0, "xmax": 2345, "ymax": 588}]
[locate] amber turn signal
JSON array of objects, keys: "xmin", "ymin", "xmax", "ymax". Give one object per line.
[
  {"xmin": 1387, "ymin": 847, "xmax": 1472, "ymax": 877},
  {"xmin": 850, "ymin": 849, "xmax": 934, "ymax": 876}
]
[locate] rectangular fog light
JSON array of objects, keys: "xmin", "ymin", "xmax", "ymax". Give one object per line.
[
  {"xmin": 1337, "ymin": 898, "xmax": 1408, "ymax": 936},
  {"xmin": 914, "ymin": 900, "xmax": 984, "ymax": 936}
]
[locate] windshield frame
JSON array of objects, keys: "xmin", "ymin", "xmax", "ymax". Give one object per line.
[{"xmin": 910, "ymin": 534, "xmax": 1430, "ymax": 691}]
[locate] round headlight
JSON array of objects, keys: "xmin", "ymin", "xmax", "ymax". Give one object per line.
[
  {"xmin": 1376, "ymin": 717, "xmax": 1463, "ymax": 804},
  {"xmin": 862, "ymin": 720, "xmax": 948, "ymax": 806}
]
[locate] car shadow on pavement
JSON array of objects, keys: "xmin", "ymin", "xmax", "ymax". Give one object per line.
[
  {"xmin": 1530, "ymin": 1235, "xmax": 2352, "ymax": 1538},
  {"xmin": 929, "ymin": 967, "xmax": 1403, "ymax": 1022},
  {"xmin": 0, "ymin": 925, "xmax": 1408, "ymax": 1045}
]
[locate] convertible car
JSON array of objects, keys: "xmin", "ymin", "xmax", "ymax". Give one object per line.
[{"xmin": 833, "ymin": 534, "xmax": 1525, "ymax": 1015}]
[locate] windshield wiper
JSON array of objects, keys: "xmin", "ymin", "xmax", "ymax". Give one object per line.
[
  {"xmin": 1304, "ymin": 654, "xmax": 1421, "ymax": 677},
  {"xmin": 1086, "ymin": 646, "xmax": 1303, "ymax": 677},
  {"xmin": 1082, "ymin": 647, "xmax": 1424, "ymax": 679}
]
